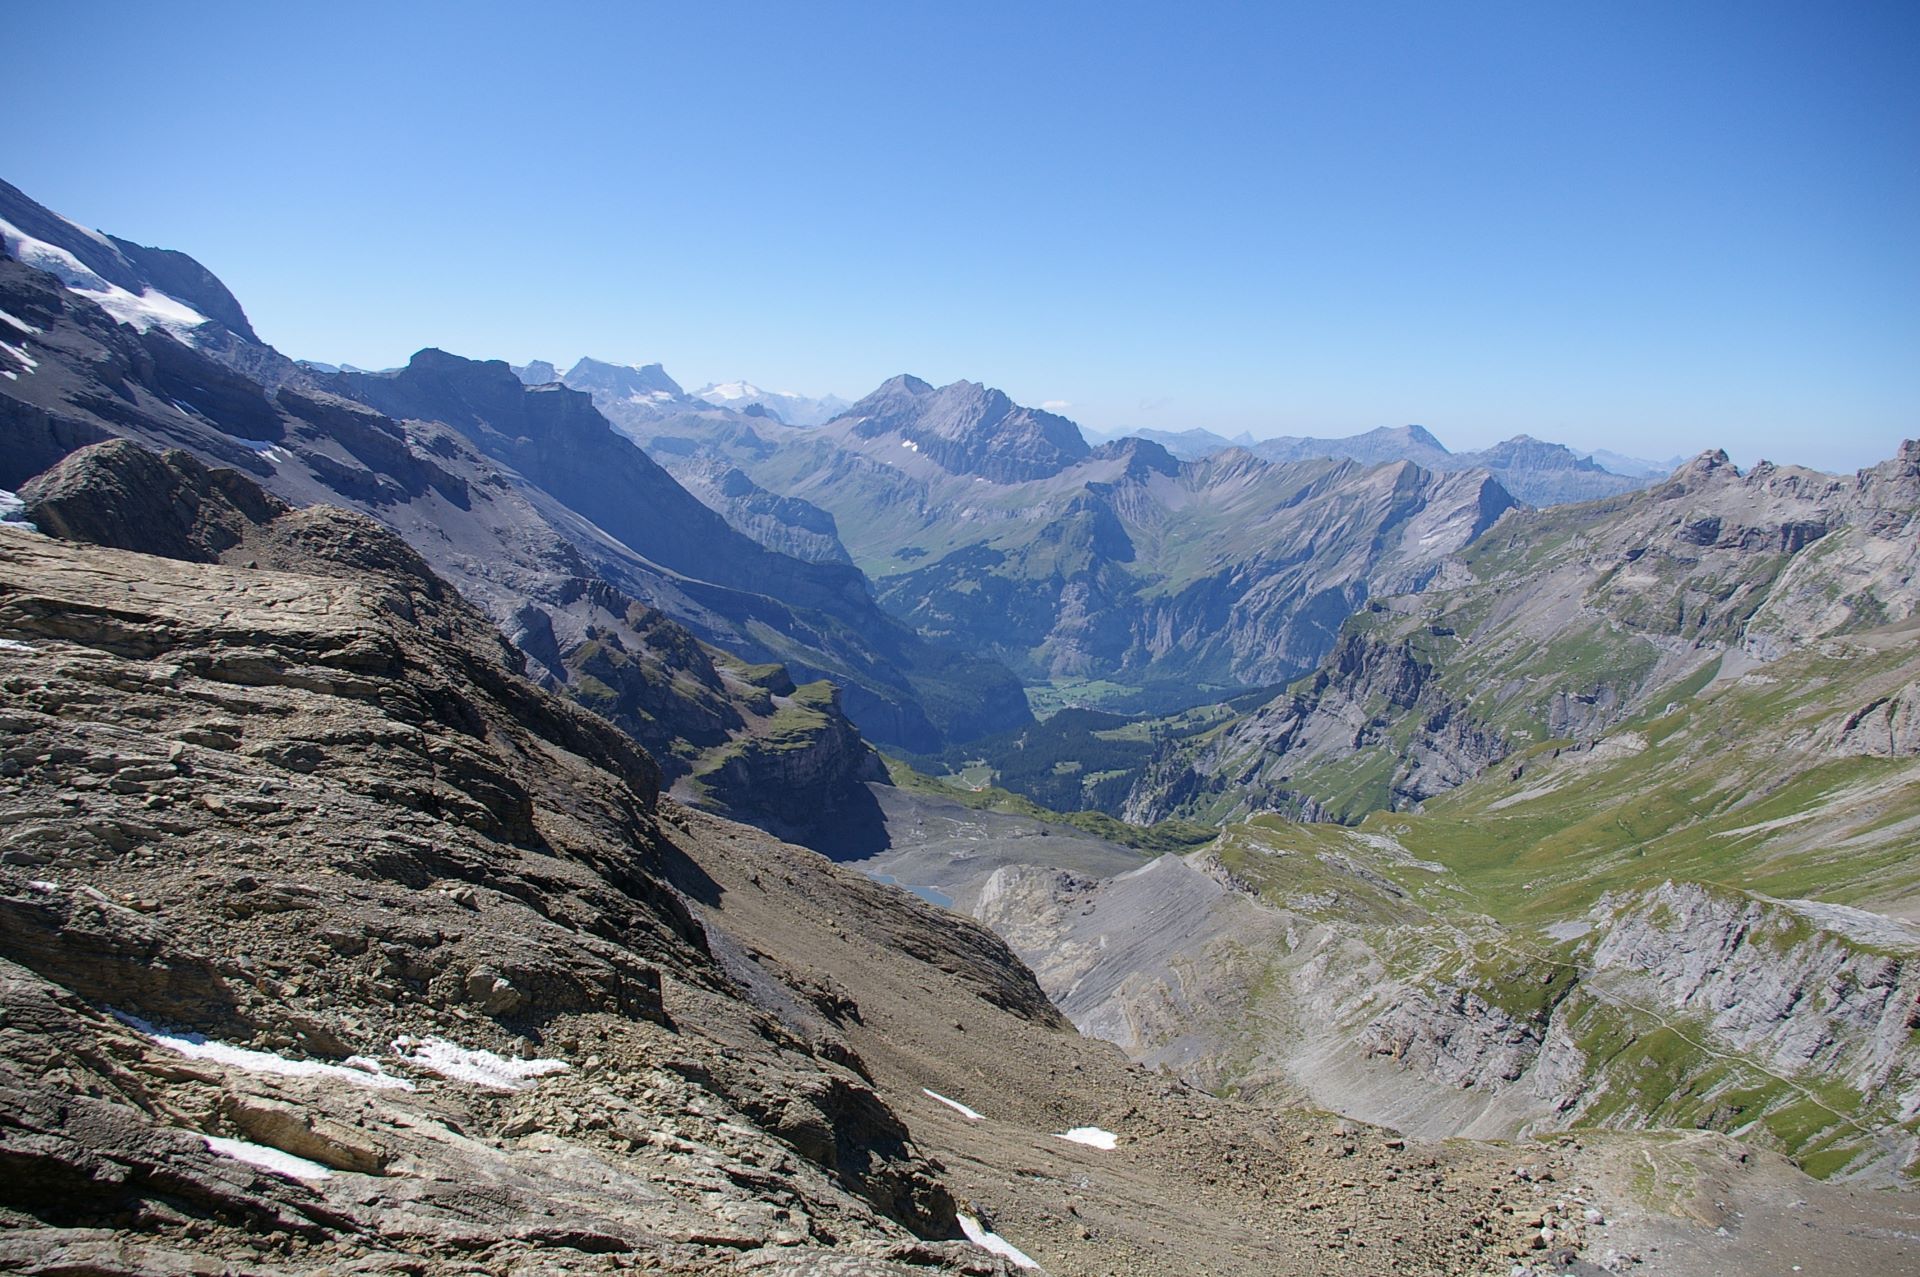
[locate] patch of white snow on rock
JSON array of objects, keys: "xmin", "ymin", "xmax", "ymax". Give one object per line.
[
  {"xmin": 202, "ymin": 1135, "xmax": 333, "ymax": 1181},
  {"xmin": 391, "ymin": 1035, "xmax": 568, "ymax": 1090},
  {"xmin": 118, "ymin": 1012, "xmax": 414, "ymax": 1090},
  {"xmin": 957, "ymin": 1214, "xmax": 1040, "ymax": 1270},
  {"xmin": 1053, "ymin": 1126, "xmax": 1118, "ymax": 1149},
  {"xmin": 0, "ymin": 490, "xmax": 38, "ymax": 532},
  {"xmin": 0, "ymin": 215, "xmax": 210, "ymax": 341},
  {"xmin": 921, "ymin": 1088, "xmax": 985, "ymax": 1121}
]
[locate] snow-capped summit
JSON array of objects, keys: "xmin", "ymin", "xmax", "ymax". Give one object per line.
[
  {"xmin": 692, "ymin": 380, "xmax": 849, "ymax": 427},
  {"xmin": 0, "ymin": 177, "xmax": 256, "ymax": 346}
]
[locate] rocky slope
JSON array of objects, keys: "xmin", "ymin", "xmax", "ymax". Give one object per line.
[
  {"xmin": 0, "ymin": 488, "xmax": 1669, "ymax": 1277},
  {"xmin": 960, "ymin": 606, "xmax": 1920, "ymax": 1192},
  {"xmin": 1128, "ymin": 443, "xmax": 1920, "ymax": 824},
  {"xmin": 14, "ymin": 439, "xmax": 887, "ymax": 851},
  {"xmin": 660, "ymin": 452, "xmax": 855, "ymax": 566}
]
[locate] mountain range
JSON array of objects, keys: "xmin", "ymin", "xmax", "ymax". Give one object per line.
[
  {"xmin": 5, "ymin": 171, "xmax": 1919, "ymax": 1273},
  {"xmin": 0, "ymin": 180, "xmax": 1031, "ymax": 837}
]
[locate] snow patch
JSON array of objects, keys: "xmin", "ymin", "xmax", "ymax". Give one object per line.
[
  {"xmin": 0, "ymin": 489, "xmax": 39, "ymax": 533},
  {"xmin": 391, "ymin": 1036, "xmax": 568, "ymax": 1090},
  {"xmin": 202, "ymin": 1134, "xmax": 332, "ymax": 1180},
  {"xmin": 0, "ymin": 308, "xmax": 38, "ymax": 335},
  {"xmin": 900, "ymin": 438, "xmax": 920, "ymax": 452},
  {"xmin": 1, "ymin": 340, "xmax": 36, "ymax": 373},
  {"xmin": 0, "ymin": 639, "xmax": 36, "ymax": 652},
  {"xmin": 1053, "ymin": 1126, "xmax": 1118, "ymax": 1149},
  {"xmin": 922, "ymin": 1088, "xmax": 984, "ymax": 1121},
  {"xmin": 116, "ymin": 1012, "xmax": 414, "ymax": 1090},
  {"xmin": 957, "ymin": 1214, "xmax": 1040, "ymax": 1269},
  {"xmin": 235, "ymin": 438, "xmax": 291, "ymax": 464},
  {"xmin": 0, "ymin": 216, "xmax": 209, "ymax": 342}
]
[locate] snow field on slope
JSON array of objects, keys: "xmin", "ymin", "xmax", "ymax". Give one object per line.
[
  {"xmin": 0, "ymin": 216, "xmax": 209, "ymax": 340},
  {"xmin": 202, "ymin": 1134, "xmax": 333, "ymax": 1180},
  {"xmin": 118, "ymin": 1012, "xmax": 414, "ymax": 1089},
  {"xmin": 958, "ymin": 1214, "xmax": 1041, "ymax": 1269},
  {"xmin": 391, "ymin": 1036, "xmax": 568, "ymax": 1090},
  {"xmin": 922, "ymin": 1088, "xmax": 985, "ymax": 1120}
]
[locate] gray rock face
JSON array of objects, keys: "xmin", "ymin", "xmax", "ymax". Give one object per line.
[
  {"xmin": 0, "ymin": 522, "xmax": 978, "ymax": 1270},
  {"xmin": 1823, "ymin": 680, "xmax": 1920, "ymax": 757},
  {"xmin": 961, "ymin": 828, "xmax": 1920, "ymax": 1183},
  {"xmin": 873, "ymin": 449, "xmax": 1517, "ymax": 689},
  {"xmin": 668, "ymin": 453, "xmax": 855, "ymax": 565},
  {"xmin": 1585, "ymin": 883, "xmax": 1920, "ymax": 1101}
]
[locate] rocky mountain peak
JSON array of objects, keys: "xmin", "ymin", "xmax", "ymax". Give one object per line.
[
  {"xmin": 1090, "ymin": 434, "xmax": 1182, "ymax": 479},
  {"xmin": 513, "ymin": 359, "xmax": 562, "ymax": 385},
  {"xmin": 838, "ymin": 375, "xmax": 1091, "ymax": 482},
  {"xmin": 561, "ymin": 357, "xmax": 686, "ymax": 403},
  {"xmin": 1658, "ymin": 448, "xmax": 1738, "ymax": 496},
  {"xmin": 1471, "ymin": 435, "xmax": 1610, "ymax": 474},
  {"xmin": 1399, "ymin": 423, "xmax": 1448, "ymax": 452}
]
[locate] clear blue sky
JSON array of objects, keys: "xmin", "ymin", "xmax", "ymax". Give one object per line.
[{"xmin": 10, "ymin": 2, "xmax": 1917, "ymax": 471}]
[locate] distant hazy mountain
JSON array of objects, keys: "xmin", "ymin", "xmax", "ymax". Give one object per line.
[
  {"xmin": 559, "ymin": 356, "xmax": 688, "ymax": 409},
  {"xmin": 1588, "ymin": 446, "xmax": 1686, "ymax": 478},
  {"xmin": 658, "ymin": 374, "xmax": 1520, "ymax": 699},
  {"xmin": 1240, "ymin": 423, "xmax": 1654, "ymax": 506},
  {"xmin": 1123, "ymin": 427, "xmax": 1256, "ymax": 460},
  {"xmin": 1102, "ymin": 421, "xmax": 1659, "ymax": 507},
  {"xmin": 693, "ymin": 380, "xmax": 849, "ymax": 426},
  {"xmin": 1252, "ymin": 423, "xmax": 1454, "ymax": 469},
  {"xmin": 512, "ymin": 359, "xmax": 563, "ymax": 385}
]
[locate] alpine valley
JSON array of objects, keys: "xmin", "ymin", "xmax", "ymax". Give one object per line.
[{"xmin": 3, "ymin": 174, "xmax": 1918, "ymax": 1277}]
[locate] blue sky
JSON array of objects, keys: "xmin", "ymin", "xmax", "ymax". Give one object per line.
[{"xmin": 10, "ymin": 2, "xmax": 1917, "ymax": 471}]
